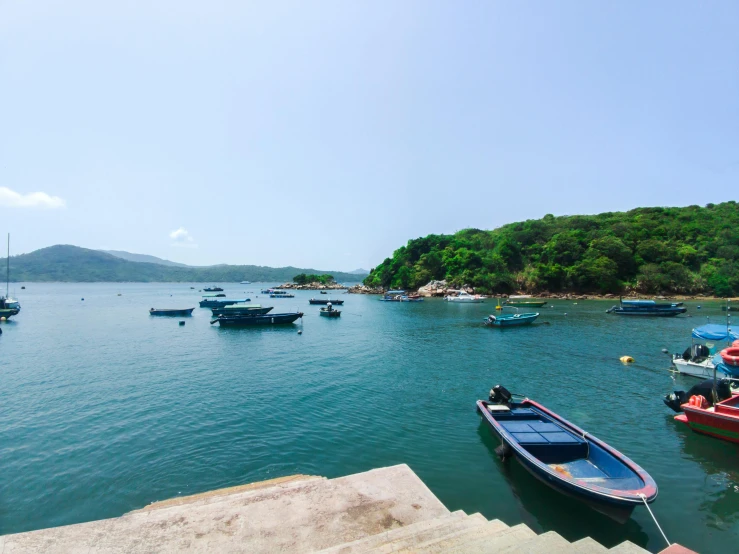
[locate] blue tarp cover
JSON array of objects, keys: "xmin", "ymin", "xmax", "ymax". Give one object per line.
[{"xmin": 692, "ymin": 324, "xmax": 739, "ymax": 341}]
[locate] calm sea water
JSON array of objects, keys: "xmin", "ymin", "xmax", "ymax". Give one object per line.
[{"xmin": 0, "ymin": 283, "xmax": 737, "ymax": 552}]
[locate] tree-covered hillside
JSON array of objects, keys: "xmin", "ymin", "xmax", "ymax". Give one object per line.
[
  {"xmin": 364, "ymin": 202, "xmax": 739, "ymax": 296},
  {"xmin": 2, "ymin": 245, "xmax": 364, "ymax": 283}
]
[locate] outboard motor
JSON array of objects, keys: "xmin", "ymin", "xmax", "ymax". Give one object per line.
[
  {"xmin": 663, "ymin": 379, "xmax": 732, "ymax": 413},
  {"xmin": 691, "ymin": 344, "xmax": 710, "ymax": 362},
  {"xmin": 488, "ymin": 384, "xmax": 512, "ymax": 405}
]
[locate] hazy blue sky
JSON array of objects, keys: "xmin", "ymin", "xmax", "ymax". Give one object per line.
[{"xmin": 1, "ymin": 1, "xmax": 737, "ymax": 271}]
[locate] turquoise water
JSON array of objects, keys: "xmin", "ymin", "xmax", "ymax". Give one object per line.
[{"xmin": 1, "ymin": 284, "xmax": 737, "ymax": 552}]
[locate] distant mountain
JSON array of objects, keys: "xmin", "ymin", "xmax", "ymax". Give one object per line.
[
  {"xmin": 349, "ymin": 268, "xmax": 369, "ymax": 275},
  {"xmin": 4, "ymin": 245, "xmax": 365, "ymax": 283},
  {"xmin": 102, "ymin": 250, "xmax": 189, "ymax": 267}
]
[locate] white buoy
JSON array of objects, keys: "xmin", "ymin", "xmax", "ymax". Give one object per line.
[{"xmin": 298, "ymin": 330, "xmax": 302, "ymax": 335}]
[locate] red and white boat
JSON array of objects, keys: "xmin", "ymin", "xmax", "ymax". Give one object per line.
[{"xmin": 676, "ymin": 392, "xmax": 739, "ymax": 444}]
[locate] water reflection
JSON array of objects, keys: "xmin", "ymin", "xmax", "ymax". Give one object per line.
[
  {"xmin": 669, "ymin": 416, "xmax": 739, "ymax": 530},
  {"xmin": 476, "ymin": 421, "xmax": 649, "ymax": 548}
]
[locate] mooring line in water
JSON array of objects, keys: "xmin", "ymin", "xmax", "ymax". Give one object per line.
[{"xmin": 639, "ymin": 493, "xmax": 670, "ymax": 547}]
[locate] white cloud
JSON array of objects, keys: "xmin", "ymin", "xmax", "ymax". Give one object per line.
[
  {"xmin": 169, "ymin": 227, "xmax": 197, "ymax": 248},
  {"xmin": 0, "ymin": 186, "xmax": 66, "ymax": 208}
]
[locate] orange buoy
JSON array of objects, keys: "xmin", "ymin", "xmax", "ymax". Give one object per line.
[
  {"xmin": 720, "ymin": 347, "xmax": 739, "ymax": 367},
  {"xmin": 688, "ymin": 395, "xmax": 708, "ymax": 409}
]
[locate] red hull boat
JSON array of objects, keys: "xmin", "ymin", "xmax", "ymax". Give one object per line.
[{"xmin": 676, "ymin": 393, "xmax": 739, "ymax": 444}]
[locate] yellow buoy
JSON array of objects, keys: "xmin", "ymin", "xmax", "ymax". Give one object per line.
[
  {"xmin": 620, "ymin": 356, "xmax": 634, "ymax": 364},
  {"xmin": 0, "ymin": 317, "xmax": 6, "ymax": 322}
]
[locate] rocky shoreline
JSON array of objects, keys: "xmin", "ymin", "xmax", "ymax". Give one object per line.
[
  {"xmin": 275, "ymin": 282, "xmax": 347, "ymax": 291},
  {"xmin": 347, "ymin": 280, "xmax": 735, "ymax": 301}
]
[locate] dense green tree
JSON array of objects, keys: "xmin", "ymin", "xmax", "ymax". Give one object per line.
[{"xmin": 363, "ymin": 201, "xmax": 739, "ymax": 296}]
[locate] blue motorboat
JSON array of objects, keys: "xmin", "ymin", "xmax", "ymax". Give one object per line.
[
  {"xmin": 607, "ymin": 298, "xmax": 686, "ymax": 317},
  {"xmin": 149, "ymin": 308, "xmax": 195, "ymax": 316},
  {"xmin": 211, "ymin": 304, "xmax": 273, "ymax": 317},
  {"xmin": 477, "ymin": 385, "xmax": 658, "ymax": 523},
  {"xmin": 484, "ymin": 312, "xmax": 539, "ymax": 327},
  {"xmin": 210, "ymin": 312, "xmax": 303, "ymax": 326},
  {"xmin": 199, "ymin": 298, "xmax": 249, "ymax": 308},
  {"xmin": 380, "ymin": 290, "xmax": 423, "ymax": 302}
]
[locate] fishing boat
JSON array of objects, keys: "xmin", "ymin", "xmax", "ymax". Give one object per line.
[
  {"xmin": 211, "ymin": 304, "xmax": 273, "ymax": 316},
  {"xmin": 445, "ymin": 290, "xmax": 484, "ymax": 303},
  {"xmin": 270, "ymin": 292, "xmax": 295, "ymax": 298},
  {"xmin": 0, "ymin": 234, "xmax": 20, "ymax": 319},
  {"xmin": 211, "ymin": 312, "xmax": 303, "ymax": 326},
  {"xmin": 319, "ymin": 303, "xmax": 341, "ymax": 318},
  {"xmin": 675, "ymin": 389, "xmax": 739, "ymax": 444},
  {"xmin": 606, "ymin": 298, "xmax": 686, "ymax": 317},
  {"xmin": 477, "ymin": 385, "xmax": 658, "ymax": 522},
  {"xmin": 379, "ymin": 290, "xmax": 423, "ymax": 302},
  {"xmin": 504, "ymin": 295, "xmax": 547, "ymax": 308},
  {"xmin": 149, "ymin": 308, "xmax": 195, "ymax": 316},
  {"xmin": 199, "ymin": 297, "xmax": 249, "ymax": 308},
  {"xmin": 671, "ymin": 324, "xmax": 739, "ymax": 379},
  {"xmin": 203, "ymin": 286, "xmax": 224, "ymax": 292},
  {"xmin": 483, "ymin": 312, "xmax": 539, "ymax": 327},
  {"xmin": 309, "ymin": 298, "xmax": 344, "ymax": 305}
]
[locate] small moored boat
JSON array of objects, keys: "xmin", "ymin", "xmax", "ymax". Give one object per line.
[
  {"xmin": 211, "ymin": 312, "xmax": 304, "ymax": 326},
  {"xmin": 675, "ymin": 386, "xmax": 739, "ymax": 444},
  {"xmin": 270, "ymin": 292, "xmax": 295, "ymax": 298},
  {"xmin": 477, "ymin": 385, "xmax": 658, "ymax": 522},
  {"xmin": 211, "ymin": 304, "xmax": 273, "ymax": 317},
  {"xmin": 319, "ymin": 303, "xmax": 341, "ymax": 317},
  {"xmin": 309, "ymin": 298, "xmax": 344, "ymax": 305},
  {"xmin": 607, "ymin": 298, "xmax": 686, "ymax": 317},
  {"xmin": 203, "ymin": 287, "xmax": 224, "ymax": 292},
  {"xmin": 150, "ymin": 308, "xmax": 195, "ymax": 316},
  {"xmin": 199, "ymin": 297, "xmax": 249, "ymax": 308},
  {"xmin": 504, "ymin": 295, "xmax": 547, "ymax": 308},
  {"xmin": 671, "ymin": 324, "xmax": 739, "ymax": 379},
  {"xmin": 445, "ymin": 290, "xmax": 484, "ymax": 303},
  {"xmin": 484, "ymin": 313, "xmax": 539, "ymax": 327}
]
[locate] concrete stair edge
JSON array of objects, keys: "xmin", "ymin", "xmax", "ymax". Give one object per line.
[
  {"xmin": 495, "ymin": 530, "xmax": 571, "ymax": 554},
  {"xmin": 369, "ymin": 513, "xmax": 490, "ymax": 554},
  {"xmin": 572, "ymin": 536, "xmax": 609, "ymax": 553},
  {"xmin": 312, "ymin": 511, "xmax": 469, "ymax": 554},
  {"xmin": 131, "ymin": 474, "xmax": 324, "ymax": 513},
  {"xmin": 610, "ymin": 540, "xmax": 652, "ymax": 553},
  {"xmin": 404, "ymin": 520, "xmax": 529, "ymax": 554}
]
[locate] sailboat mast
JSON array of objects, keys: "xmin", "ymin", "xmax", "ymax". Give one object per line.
[{"xmin": 6, "ymin": 233, "xmax": 9, "ymax": 298}]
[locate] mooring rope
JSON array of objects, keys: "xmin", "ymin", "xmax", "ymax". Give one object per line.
[{"xmin": 639, "ymin": 493, "xmax": 670, "ymax": 547}]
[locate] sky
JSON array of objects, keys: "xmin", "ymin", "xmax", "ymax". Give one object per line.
[{"xmin": 1, "ymin": 1, "xmax": 737, "ymax": 271}]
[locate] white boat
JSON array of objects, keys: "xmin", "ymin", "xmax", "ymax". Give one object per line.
[
  {"xmin": 444, "ymin": 290, "xmax": 484, "ymax": 303},
  {"xmin": 240, "ymin": 281, "xmax": 251, "ymax": 284},
  {"xmin": 672, "ymin": 324, "xmax": 738, "ymax": 379}
]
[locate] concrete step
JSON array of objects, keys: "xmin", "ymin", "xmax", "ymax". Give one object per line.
[
  {"xmin": 315, "ymin": 511, "xmax": 476, "ymax": 554},
  {"xmin": 610, "ymin": 541, "xmax": 651, "ymax": 554},
  {"xmin": 368, "ymin": 513, "xmax": 490, "ymax": 553},
  {"xmin": 132, "ymin": 474, "xmax": 324, "ymax": 513},
  {"xmin": 406, "ymin": 521, "xmax": 533, "ymax": 554},
  {"xmin": 495, "ymin": 530, "xmax": 572, "ymax": 553},
  {"xmin": 3, "ymin": 464, "xmax": 450, "ymax": 554},
  {"xmin": 572, "ymin": 536, "xmax": 609, "ymax": 553}
]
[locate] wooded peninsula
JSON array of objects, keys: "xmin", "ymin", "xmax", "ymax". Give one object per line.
[{"xmin": 363, "ymin": 202, "xmax": 739, "ymax": 297}]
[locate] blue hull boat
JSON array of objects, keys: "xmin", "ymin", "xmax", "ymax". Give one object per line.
[
  {"xmin": 484, "ymin": 312, "xmax": 539, "ymax": 327},
  {"xmin": 477, "ymin": 386, "xmax": 657, "ymax": 522},
  {"xmin": 211, "ymin": 312, "xmax": 303, "ymax": 326},
  {"xmin": 607, "ymin": 299, "xmax": 686, "ymax": 317},
  {"xmin": 211, "ymin": 305, "xmax": 273, "ymax": 317},
  {"xmin": 149, "ymin": 308, "xmax": 194, "ymax": 316},
  {"xmin": 199, "ymin": 298, "xmax": 249, "ymax": 308}
]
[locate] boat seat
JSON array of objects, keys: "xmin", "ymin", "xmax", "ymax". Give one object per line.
[
  {"xmin": 486, "ymin": 404, "xmax": 510, "ymax": 412},
  {"xmin": 508, "ymin": 426, "xmax": 588, "ymax": 464}
]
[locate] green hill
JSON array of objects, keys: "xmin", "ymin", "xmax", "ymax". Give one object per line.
[
  {"xmin": 3, "ymin": 245, "xmax": 365, "ymax": 283},
  {"xmin": 363, "ymin": 202, "xmax": 739, "ymax": 296}
]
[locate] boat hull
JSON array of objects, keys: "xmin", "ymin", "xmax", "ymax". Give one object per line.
[
  {"xmin": 309, "ymin": 299, "xmax": 344, "ymax": 305},
  {"xmin": 199, "ymin": 299, "xmax": 248, "ymax": 308},
  {"xmin": 0, "ymin": 308, "xmax": 18, "ymax": 319},
  {"xmin": 213, "ymin": 313, "xmax": 303, "ymax": 326},
  {"xmin": 677, "ymin": 404, "xmax": 739, "ymax": 444},
  {"xmin": 484, "ymin": 313, "xmax": 539, "ymax": 327},
  {"xmin": 477, "ymin": 398, "xmax": 657, "ymax": 522},
  {"xmin": 504, "ymin": 301, "xmax": 547, "ymax": 307},
  {"xmin": 608, "ymin": 308, "xmax": 686, "ymax": 316},
  {"xmin": 150, "ymin": 308, "xmax": 195, "ymax": 316},
  {"xmin": 211, "ymin": 306, "xmax": 273, "ymax": 316},
  {"xmin": 319, "ymin": 310, "xmax": 341, "ymax": 317}
]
